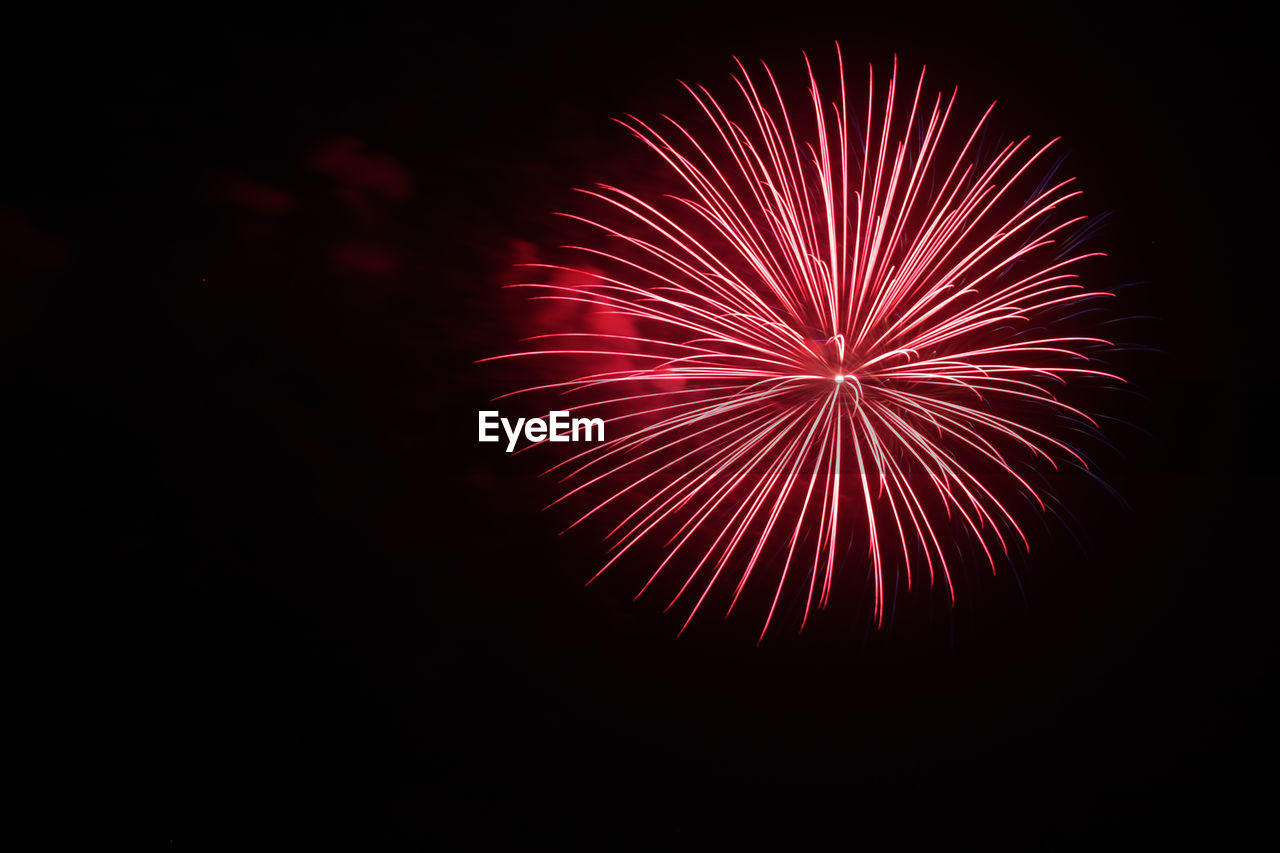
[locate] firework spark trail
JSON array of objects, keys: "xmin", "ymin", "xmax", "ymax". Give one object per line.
[{"xmin": 485, "ymin": 48, "xmax": 1124, "ymax": 640}]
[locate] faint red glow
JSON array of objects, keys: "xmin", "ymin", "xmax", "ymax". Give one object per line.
[
  {"xmin": 332, "ymin": 241, "xmax": 400, "ymax": 276},
  {"xmin": 207, "ymin": 172, "xmax": 297, "ymax": 213},
  {"xmin": 308, "ymin": 137, "xmax": 413, "ymax": 201}
]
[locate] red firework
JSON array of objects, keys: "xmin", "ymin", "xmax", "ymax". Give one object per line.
[{"xmin": 487, "ymin": 48, "xmax": 1122, "ymax": 640}]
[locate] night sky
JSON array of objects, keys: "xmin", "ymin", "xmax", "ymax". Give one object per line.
[{"xmin": 5, "ymin": 4, "xmax": 1269, "ymax": 841}]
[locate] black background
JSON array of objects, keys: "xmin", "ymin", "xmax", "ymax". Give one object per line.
[{"xmin": 4, "ymin": 3, "xmax": 1269, "ymax": 841}]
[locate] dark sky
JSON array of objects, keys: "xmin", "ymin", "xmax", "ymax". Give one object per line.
[{"xmin": 4, "ymin": 4, "xmax": 1269, "ymax": 842}]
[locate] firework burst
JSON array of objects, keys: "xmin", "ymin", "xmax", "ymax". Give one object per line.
[{"xmin": 487, "ymin": 48, "xmax": 1123, "ymax": 640}]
